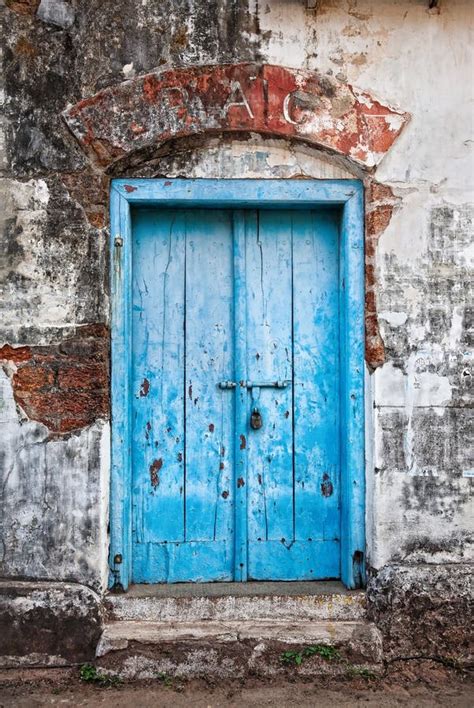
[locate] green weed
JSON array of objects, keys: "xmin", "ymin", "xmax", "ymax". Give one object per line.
[
  {"xmin": 156, "ymin": 672, "xmax": 174, "ymax": 688},
  {"xmin": 79, "ymin": 663, "xmax": 121, "ymax": 687},
  {"xmin": 281, "ymin": 644, "xmax": 341, "ymax": 666}
]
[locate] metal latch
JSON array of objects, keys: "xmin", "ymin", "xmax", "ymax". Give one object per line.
[
  {"xmin": 218, "ymin": 380, "xmax": 289, "ymax": 390},
  {"xmin": 218, "ymin": 380, "xmax": 290, "ymax": 431},
  {"xmin": 218, "ymin": 380, "xmax": 237, "ymax": 390}
]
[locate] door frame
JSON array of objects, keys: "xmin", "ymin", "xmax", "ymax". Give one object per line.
[{"xmin": 109, "ymin": 178, "xmax": 365, "ymax": 590}]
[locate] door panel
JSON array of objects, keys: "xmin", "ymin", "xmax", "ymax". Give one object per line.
[
  {"xmin": 132, "ymin": 209, "xmax": 186, "ymax": 546},
  {"xmin": 131, "ymin": 206, "xmax": 341, "ymax": 583},
  {"xmin": 292, "ymin": 210, "xmax": 340, "ymax": 545},
  {"xmin": 246, "ymin": 210, "xmax": 340, "ymax": 580},
  {"xmin": 246, "ymin": 210, "xmax": 294, "ymax": 547},
  {"xmin": 132, "ymin": 209, "xmax": 234, "ymax": 582}
]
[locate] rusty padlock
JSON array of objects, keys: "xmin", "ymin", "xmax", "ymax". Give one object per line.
[{"xmin": 250, "ymin": 407, "xmax": 263, "ymax": 430}]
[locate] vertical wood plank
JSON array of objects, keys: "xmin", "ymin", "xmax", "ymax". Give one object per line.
[
  {"xmin": 246, "ymin": 210, "xmax": 293, "ymax": 548},
  {"xmin": 109, "ymin": 187, "xmax": 132, "ymax": 589},
  {"xmin": 184, "ymin": 209, "xmax": 234, "ymax": 544},
  {"xmin": 131, "ymin": 209, "xmax": 185, "ymax": 547},
  {"xmin": 340, "ymin": 190, "xmax": 365, "ymax": 588},
  {"xmin": 232, "ymin": 210, "xmax": 252, "ymax": 580},
  {"xmin": 292, "ymin": 209, "xmax": 341, "ymax": 544}
]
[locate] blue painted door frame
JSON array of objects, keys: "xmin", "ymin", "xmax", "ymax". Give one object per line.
[{"xmin": 109, "ymin": 178, "xmax": 365, "ymax": 590}]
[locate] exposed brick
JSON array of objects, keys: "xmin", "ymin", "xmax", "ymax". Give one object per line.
[
  {"xmin": 5, "ymin": 0, "xmax": 40, "ymax": 15},
  {"xmin": 85, "ymin": 208, "xmax": 107, "ymax": 229},
  {"xmin": 366, "ymin": 181, "xmax": 397, "ymax": 204},
  {"xmin": 365, "ymin": 288, "xmax": 377, "ymax": 312},
  {"xmin": 365, "ymin": 263, "xmax": 376, "ymax": 290},
  {"xmin": 1, "ymin": 326, "xmax": 110, "ymax": 434},
  {"xmin": 61, "ymin": 171, "xmax": 108, "ymax": 228},
  {"xmin": 58, "ymin": 335, "xmax": 108, "ymax": 361},
  {"xmin": 13, "ymin": 365, "xmax": 55, "ymax": 391},
  {"xmin": 366, "ymin": 204, "xmax": 394, "ymax": 238},
  {"xmin": 365, "ymin": 235, "xmax": 377, "ymax": 260},
  {"xmin": 0, "ymin": 344, "xmax": 32, "ymax": 364},
  {"xmin": 58, "ymin": 363, "xmax": 108, "ymax": 390},
  {"xmin": 16, "ymin": 390, "xmax": 109, "ymax": 432},
  {"xmin": 362, "ymin": 179, "xmax": 401, "ymax": 370},
  {"xmin": 366, "ymin": 335, "xmax": 386, "ymax": 370}
]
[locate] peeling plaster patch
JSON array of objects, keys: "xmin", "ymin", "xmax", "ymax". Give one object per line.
[
  {"xmin": 378, "ymin": 311, "xmax": 407, "ymax": 327},
  {"xmin": 0, "ymin": 370, "xmax": 109, "ymax": 589},
  {"xmin": 372, "ymin": 406, "xmax": 474, "ymax": 568},
  {"xmin": 0, "ymin": 178, "xmax": 108, "ymax": 338},
  {"xmin": 36, "ymin": 0, "xmax": 75, "ymax": 29},
  {"xmin": 376, "ymin": 202, "xmax": 473, "ymax": 410},
  {"xmin": 373, "ymin": 362, "xmax": 405, "ymax": 408}
]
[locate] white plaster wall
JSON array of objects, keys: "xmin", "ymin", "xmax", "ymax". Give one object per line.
[
  {"xmin": 1, "ymin": 0, "xmax": 472, "ymax": 585},
  {"xmin": 0, "ymin": 369, "xmax": 110, "ymax": 591}
]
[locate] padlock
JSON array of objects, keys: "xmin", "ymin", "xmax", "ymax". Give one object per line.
[{"xmin": 250, "ymin": 407, "xmax": 263, "ymax": 430}]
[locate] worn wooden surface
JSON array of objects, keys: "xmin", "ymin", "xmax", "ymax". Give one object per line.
[{"xmin": 110, "ymin": 179, "xmax": 365, "ymax": 588}]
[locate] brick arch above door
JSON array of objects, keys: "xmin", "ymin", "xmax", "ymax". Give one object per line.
[{"xmin": 63, "ymin": 63, "xmax": 409, "ymax": 173}]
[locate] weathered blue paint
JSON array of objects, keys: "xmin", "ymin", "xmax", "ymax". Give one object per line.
[
  {"xmin": 233, "ymin": 210, "xmax": 252, "ymax": 582},
  {"xmin": 110, "ymin": 179, "xmax": 365, "ymax": 589},
  {"xmin": 131, "ymin": 209, "xmax": 235, "ymax": 582}
]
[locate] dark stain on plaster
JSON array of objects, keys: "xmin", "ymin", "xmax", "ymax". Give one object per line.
[{"xmin": 379, "ymin": 203, "xmax": 473, "ymax": 400}]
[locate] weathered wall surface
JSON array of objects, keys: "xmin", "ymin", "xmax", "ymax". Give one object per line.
[{"xmin": 1, "ymin": 0, "xmax": 472, "ymax": 652}]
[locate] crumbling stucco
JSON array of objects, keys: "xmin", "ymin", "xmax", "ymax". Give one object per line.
[
  {"xmin": 0, "ymin": 368, "xmax": 109, "ymax": 590},
  {"xmin": 0, "ymin": 0, "xmax": 472, "ymax": 657}
]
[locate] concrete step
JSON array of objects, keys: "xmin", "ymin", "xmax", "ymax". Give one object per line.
[
  {"xmin": 106, "ymin": 581, "xmax": 366, "ymax": 623},
  {"xmin": 96, "ymin": 618, "xmax": 383, "ymax": 680}
]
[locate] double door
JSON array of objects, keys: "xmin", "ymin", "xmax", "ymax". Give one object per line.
[{"xmin": 131, "ymin": 206, "xmax": 341, "ymax": 582}]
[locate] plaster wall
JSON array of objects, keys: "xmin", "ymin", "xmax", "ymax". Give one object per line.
[{"xmin": 0, "ymin": 0, "xmax": 472, "ymax": 594}]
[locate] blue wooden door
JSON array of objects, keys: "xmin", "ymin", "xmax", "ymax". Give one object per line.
[{"xmin": 131, "ymin": 207, "xmax": 340, "ymax": 583}]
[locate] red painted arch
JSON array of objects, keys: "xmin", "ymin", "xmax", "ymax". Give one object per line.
[{"xmin": 64, "ymin": 63, "xmax": 409, "ymax": 171}]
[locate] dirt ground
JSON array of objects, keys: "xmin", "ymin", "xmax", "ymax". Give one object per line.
[{"xmin": 0, "ymin": 660, "xmax": 472, "ymax": 707}]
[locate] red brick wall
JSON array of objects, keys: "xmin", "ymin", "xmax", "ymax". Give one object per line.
[{"xmin": 0, "ymin": 324, "xmax": 109, "ymax": 434}]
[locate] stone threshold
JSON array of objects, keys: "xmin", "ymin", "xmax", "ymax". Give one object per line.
[
  {"xmin": 106, "ymin": 581, "xmax": 366, "ymax": 623},
  {"xmin": 100, "ymin": 582, "xmax": 378, "ymax": 679},
  {"xmin": 111, "ymin": 580, "xmax": 355, "ymax": 599}
]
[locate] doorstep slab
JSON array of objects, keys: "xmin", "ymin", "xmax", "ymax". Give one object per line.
[
  {"xmin": 107, "ymin": 583, "xmax": 366, "ymax": 622},
  {"xmin": 96, "ymin": 619, "xmax": 383, "ymax": 679}
]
